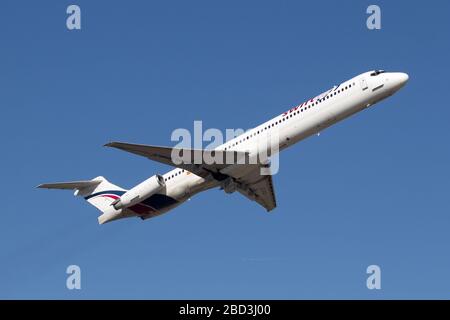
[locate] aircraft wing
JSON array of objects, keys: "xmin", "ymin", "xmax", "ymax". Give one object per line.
[
  {"xmin": 234, "ymin": 169, "xmax": 277, "ymax": 212},
  {"xmin": 105, "ymin": 141, "xmax": 277, "ymax": 211},
  {"xmin": 105, "ymin": 141, "xmax": 250, "ymax": 179}
]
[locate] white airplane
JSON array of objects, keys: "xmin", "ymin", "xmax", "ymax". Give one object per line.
[{"xmin": 38, "ymin": 70, "xmax": 408, "ymax": 224}]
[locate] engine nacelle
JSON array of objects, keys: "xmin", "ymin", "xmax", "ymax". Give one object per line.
[{"xmin": 112, "ymin": 174, "xmax": 165, "ymax": 210}]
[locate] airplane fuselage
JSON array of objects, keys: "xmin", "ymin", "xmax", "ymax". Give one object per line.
[
  {"xmin": 38, "ymin": 70, "xmax": 408, "ymax": 223},
  {"xmin": 147, "ymin": 70, "xmax": 409, "ymax": 218}
]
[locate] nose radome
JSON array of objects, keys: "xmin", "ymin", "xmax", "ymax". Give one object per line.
[
  {"xmin": 389, "ymin": 72, "xmax": 409, "ymax": 90},
  {"xmin": 398, "ymin": 72, "xmax": 409, "ymax": 85},
  {"xmin": 394, "ymin": 72, "xmax": 409, "ymax": 87}
]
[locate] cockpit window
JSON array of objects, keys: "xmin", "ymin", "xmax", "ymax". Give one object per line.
[{"xmin": 370, "ymin": 70, "xmax": 386, "ymax": 76}]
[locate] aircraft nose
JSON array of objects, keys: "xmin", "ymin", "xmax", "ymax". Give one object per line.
[
  {"xmin": 394, "ymin": 72, "xmax": 409, "ymax": 89},
  {"xmin": 390, "ymin": 72, "xmax": 409, "ymax": 90},
  {"xmin": 398, "ymin": 72, "xmax": 409, "ymax": 85}
]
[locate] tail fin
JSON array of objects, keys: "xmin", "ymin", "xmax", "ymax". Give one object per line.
[{"xmin": 37, "ymin": 176, "xmax": 126, "ymax": 214}]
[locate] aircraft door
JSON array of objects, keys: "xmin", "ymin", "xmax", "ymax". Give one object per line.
[{"xmin": 360, "ymin": 78, "xmax": 368, "ymax": 91}]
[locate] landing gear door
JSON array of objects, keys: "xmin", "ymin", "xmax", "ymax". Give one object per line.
[{"xmin": 360, "ymin": 78, "xmax": 368, "ymax": 91}]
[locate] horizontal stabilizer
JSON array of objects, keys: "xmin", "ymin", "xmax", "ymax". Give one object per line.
[
  {"xmin": 37, "ymin": 176, "xmax": 130, "ymax": 223},
  {"xmin": 37, "ymin": 180, "xmax": 101, "ymax": 190}
]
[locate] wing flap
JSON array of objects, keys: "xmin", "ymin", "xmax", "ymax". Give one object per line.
[{"xmin": 236, "ymin": 175, "xmax": 277, "ymax": 212}]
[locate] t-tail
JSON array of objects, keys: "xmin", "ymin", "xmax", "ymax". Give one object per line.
[{"xmin": 37, "ymin": 176, "xmax": 132, "ymax": 224}]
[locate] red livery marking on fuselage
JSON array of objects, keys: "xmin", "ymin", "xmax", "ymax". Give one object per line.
[
  {"xmin": 282, "ymin": 98, "xmax": 315, "ymax": 117},
  {"xmin": 92, "ymin": 194, "xmax": 120, "ymax": 200}
]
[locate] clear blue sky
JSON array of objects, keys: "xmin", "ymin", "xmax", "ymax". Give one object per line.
[{"xmin": 1, "ymin": 0, "xmax": 449, "ymax": 299}]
